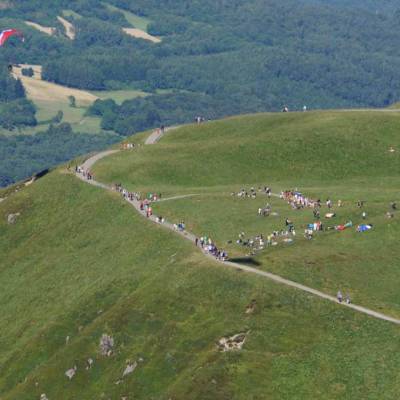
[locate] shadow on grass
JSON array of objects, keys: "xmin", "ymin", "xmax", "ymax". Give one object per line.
[{"xmin": 229, "ymin": 257, "xmax": 261, "ymax": 267}]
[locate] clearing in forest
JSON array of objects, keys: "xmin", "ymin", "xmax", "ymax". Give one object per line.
[
  {"xmin": 57, "ymin": 16, "xmax": 75, "ymax": 39},
  {"xmin": 13, "ymin": 65, "xmax": 97, "ymax": 106},
  {"xmin": 25, "ymin": 21, "xmax": 56, "ymax": 36},
  {"xmin": 14, "ymin": 64, "xmax": 43, "ymax": 79},
  {"xmin": 123, "ymin": 28, "xmax": 161, "ymax": 43},
  {"xmin": 104, "ymin": 3, "xmax": 160, "ymax": 43}
]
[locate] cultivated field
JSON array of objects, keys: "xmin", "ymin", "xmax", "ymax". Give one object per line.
[{"xmin": 13, "ymin": 65, "xmax": 97, "ymax": 106}]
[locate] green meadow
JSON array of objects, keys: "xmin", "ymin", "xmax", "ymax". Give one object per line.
[
  {"xmin": 93, "ymin": 111, "xmax": 400, "ymax": 318},
  {"xmin": 2, "ymin": 110, "xmax": 400, "ymax": 398}
]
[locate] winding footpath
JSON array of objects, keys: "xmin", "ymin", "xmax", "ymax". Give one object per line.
[{"xmin": 76, "ymin": 129, "xmax": 400, "ymax": 326}]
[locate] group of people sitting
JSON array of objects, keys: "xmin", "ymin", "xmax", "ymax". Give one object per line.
[
  {"xmin": 233, "ymin": 186, "xmax": 273, "ymax": 199},
  {"xmin": 281, "ymin": 190, "xmax": 318, "ymax": 209},
  {"xmin": 236, "ymin": 229, "xmax": 295, "ymax": 255},
  {"xmin": 258, "ymin": 203, "xmax": 272, "ymax": 217}
]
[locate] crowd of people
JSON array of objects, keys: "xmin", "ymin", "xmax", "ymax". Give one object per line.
[
  {"xmin": 280, "ymin": 190, "xmax": 319, "ymax": 209},
  {"xmin": 114, "ymin": 184, "xmax": 141, "ymax": 203},
  {"xmin": 75, "ymin": 166, "xmax": 93, "ymax": 180},
  {"xmin": 196, "ymin": 236, "xmax": 228, "ymax": 261},
  {"xmin": 232, "ymin": 186, "xmax": 272, "ymax": 199},
  {"xmin": 75, "ymin": 159, "xmax": 398, "ymax": 294},
  {"xmin": 121, "ymin": 143, "xmax": 135, "ymax": 150}
]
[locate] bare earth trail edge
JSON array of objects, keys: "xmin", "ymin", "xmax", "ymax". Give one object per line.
[{"xmin": 75, "ymin": 128, "xmax": 400, "ymax": 326}]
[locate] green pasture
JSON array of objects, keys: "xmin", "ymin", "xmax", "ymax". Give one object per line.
[
  {"xmin": 93, "ymin": 111, "xmax": 400, "ymax": 192},
  {"xmin": 3, "ymin": 110, "xmax": 400, "ymax": 398},
  {"xmin": 93, "ymin": 111, "xmax": 400, "ymax": 317},
  {"xmin": 1, "ymin": 167, "xmax": 400, "ymax": 398},
  {"xmin": 0, "ymin": 98, "xmax": 104, "ymax": 136}
]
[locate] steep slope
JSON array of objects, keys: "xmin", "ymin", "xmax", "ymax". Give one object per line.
[{"xmin": 2, "ymin": 115, "xmax": 400, "ymax": 398}]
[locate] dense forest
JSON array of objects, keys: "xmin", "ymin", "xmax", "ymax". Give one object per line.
[
  {"xmin": 1, "ymin": 0, "xmax": 400, "ymax": 185},
  {"xmin": 0, "ymin": 123, "xmax": 120, "ymax": 187},
  {"xmin": 0, "ymin": 67, "xmax": 36, "ymax": 129}
]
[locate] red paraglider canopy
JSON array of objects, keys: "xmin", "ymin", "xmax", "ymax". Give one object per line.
[{"xmin": 0, "ymin": 29, "xmax": 24, "ymax": 47}]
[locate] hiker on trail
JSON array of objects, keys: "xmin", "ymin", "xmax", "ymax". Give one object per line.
[
  {"xmin": 357, "ymin": 200, "xmax": 364, "ymax": 208},
  {"xmin": 362, "ymin": 211, "xmax": 367, "ymax": 220},
  {"xmin": 345, "ymin": 294, "xmax": 351, "ymax": 304},
  {"xmin": 391, "ymin": 202, "xmax": 397, "ymax": 210},
  {"xmin": 303, "ymin": 105, "xmax": 307, "ymax": 112},
  {"xmin": 195, "ymin": 238, "xmax": 199, "ymax": 246},
  {"xmin": 337, "ymin": 291, "xmax": 343, "ymax": 303}
]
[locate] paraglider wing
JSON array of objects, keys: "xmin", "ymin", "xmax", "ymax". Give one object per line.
[{"xmin": 0, "ymin": 29, "xmax": 24, "ymax": 47}]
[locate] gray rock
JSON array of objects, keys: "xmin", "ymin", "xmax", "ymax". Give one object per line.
[
  {"xmin": 122, "ymin": 361, "xmax": 137, "ymax": 377},
  {"xmin": 7, "ymin": 213, "xmax": 20, "ymax": 224},
  {"xmin": 99, "ymin": 334, "xmax": 114, "ymax": 356},
  {"xmin": 65, "ymin": 365, "xmax": 77, "ymax": 380}
]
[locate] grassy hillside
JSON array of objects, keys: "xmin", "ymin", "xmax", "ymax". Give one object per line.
[
  {"xmin": 93, "ymin": 111, "xmax": 400, "ymax": 318},
  {"xmin": 2, "ymin": 114, "xmax": 400, "ymax": 398}
]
